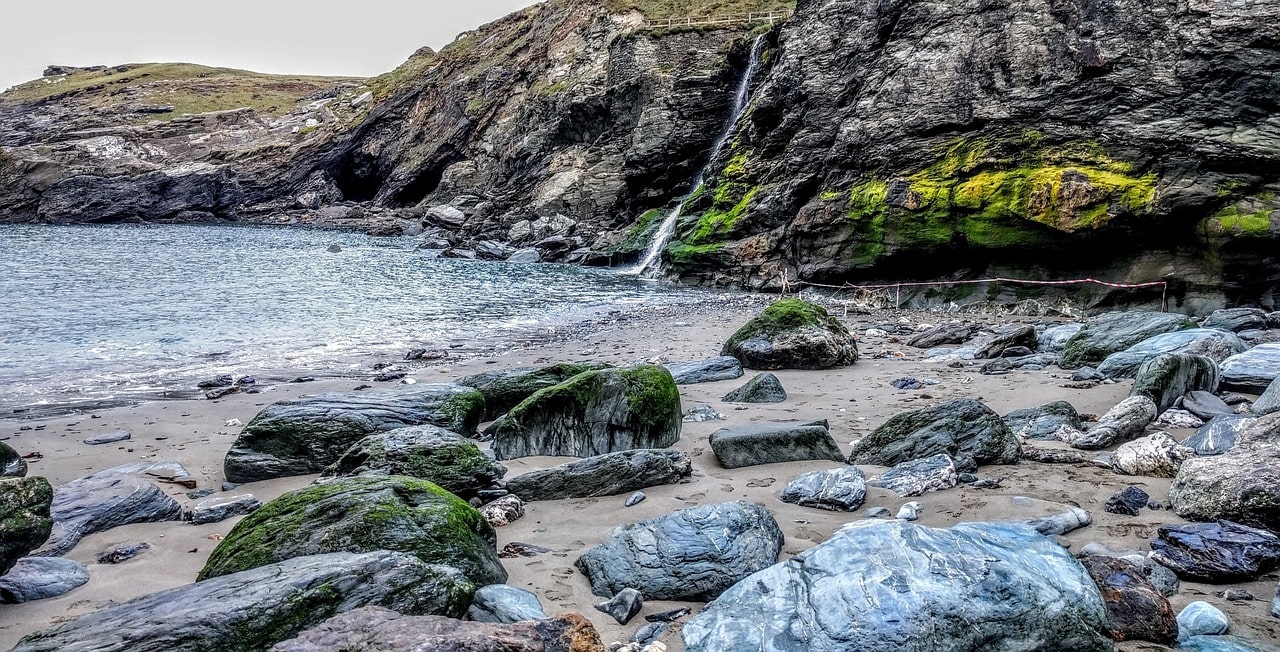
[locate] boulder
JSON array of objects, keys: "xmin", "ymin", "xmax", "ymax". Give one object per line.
[
  {"xmin": 575, "ymin": 500, "xmax": 783, "ymax": 601},
  {"xmin": 36, "ymin": 469, "xmax": 183, "ymax": 557},
  {"xmin": 1079, "ymin": 555, "xmax": 1177, "ymax": 644},
  {"xmin": 1176, "ymin": 602, "xmax": 1231, "ymax": 641},
  {"xmin": 1169, "ymin": 413, "xmax": 1280, "ymax": 530},
  {"xmin": 492, "ymin": 366, "xmax": 681, "ymax": 461},
  {"xmin": 1158, "ymin": 408, "xmax": 1206, "ymax": 429},
  {"xmin": 506, "ymin": 248, "xmax": 541, "ymax": 263},
  {"xmin": 664, "ymin": 356, "xmax": 743, "ymax": 385},
  {"xmin": 1150, "ymin": 521, "xmax": 1280, "ymax": 582},
  {"xmin": 1038, "ymin": 323, "xmax": 1084, "ymax": 353},
  {"xmin": 867, "ymin": 453, "xmax": 958, "ymax": 497},
  {"xmin": 0, "ymin": 557, "xmax": 88, "ymax": 603},
  {"xmin": 190, "ymin": 494, "xmax": 262, "ymax": 526},
  {"xmin": 1203, "ymin": 307, "xmax": 1269, "ymax": 333},
  {"xmin": 0, "ymin": 477, "xmax": 53, "ymax": 575},
  {"xmin": 708, "ymin": 420, "xmax": 844, "ymax": 469},
  {"xmin": 478, "ymin": 495, "xmax": 524, "ymax": 527},
  {"xmin": 595, "ymin": 587, "xmax": 643, "ymax": 625},
  {"xmin": 1130, "ymin": 353, "xmax": 1220, "ymax": 412},
  {"xmin": 908, "ymin": 323, "xmax": 975, "ymax": 348},
  {"xmin": 466, "ymin": 584, "xmax": 547, "ymax": 624},
  {"xmin": 1062, "ymin": 396, "xmax": 1157, "ymax": 450},
  {"xmin": 780, "ymin": 467, "xmax": 867, "ymax": 512},
  {"xmin": 980, "ymin": 353, "xmax": 1059, "ymax": 375},
  {"xmin": 425, "ymin": 204, "xmax": 468, "ymax": 228},
  {"xmin": 1254, "ymin": 376, "xmax": 1280, "ymax": 416},
  {"xmin": 505, "ymin": 449, "xmax": 691, "ymax": 501},
  {"xmin": 458, "ymin": 362, "xmax": 611, "ymax": 420},
  {"xmin": 1111, "ymin": 432, "xmax": 1194, "ymax": 477},
  {"xmin": 1003, "ymin": 401, "xmax": 1085, "ymax": 440},
  {"xmin": 320, "ymin": 426, "xmax": 506, "ymax": 499},
  {"xmin": 269, "ymin": 607, "xmax": 603, "ymax": 652},
  {"xmin": 681, "ymin": 520, "xmax": 1112, "ymax": 652},
  {"xmin": 1220, "ymin": 342, "xmax": 1280, "ymax": 393},
  {"xmin": 1, "ymin": 442, "xmax": 27, "ymax": 477},
  {"xmin": 847, "ymin": 399, "xmax": 1021, "ymax": 471},
  {"xmin": 223, "ymin": 385, "xmax": 486, "ymax": 483},
  {"xmin": 1182, "ymin": 391, "xmax": 1237, "ymax": 420},
  {"xmin": 721, "ymin": 299, "xmax": 859, "ymax": 370},
  {"xmin": 198, "ymin": 476, "xmax": 506, "ymax": 587},
  {"xmin": 1181, "ymin": 635, "xmax": 1280, "ymax": 651},
  {"xmin": 722, "ymin": 372, "xmax": 787, "ymax": 403},
  {"xmin": 972, "ymin": 324, "xmax": 1038, "ymax": 359},
  {"xmin": 13, "ymin": 552, "xmax": 475, "ymax": 652},
  {"xmin": 1096, "ymin": 329, "xmax": 1246, "ymax": 379},
  {"xmin": 1182, "ymin": 414, "xmax": 1254, "ymax": 456},
  {"xmin": 1061, "ymin": 311, "xmax": 1194, "ymax": 369}
]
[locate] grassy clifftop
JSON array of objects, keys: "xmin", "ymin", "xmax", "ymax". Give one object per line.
[{"xmin": 604, "ymin": 0, "xmax": 794, "ymax": 19}]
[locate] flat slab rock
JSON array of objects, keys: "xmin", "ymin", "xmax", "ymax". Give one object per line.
[
  {"xmin": 1220, "ymin": 342, "xmax": 1280, "ymax": 393},
  {"xmin": 664, "ymin": 356, "xmax": 743, "ymax": 385},
  {"xmin": 35, "ymin": 465, "xmax": 184, "ymax": 557},
  {"xmin": 466, "ymin": 584, "xmax": 547, "ymax": 624},
  {"xmin": 867, "ymin": 453, "xmax": 958, "ymax": 497},
  {"xmin": 1150, "ymin": 520, "xmax": 1280, "ymax": 582},
  {"xmin": 681, "ymin": 520, "xmax": 1112, "ymax": 652},
  {"xmin": 0, "ymin": 556, "xmax": 87, "ymax": 603},
  {"xmin": 13, "ymin": 552, "xmax": 476, "ymax": 652},
  {"xmin": 190, "ymin": 494, "xmax": 262, "ymax": 526},
  {"xmin": 1060, "ymin": 311, "xmax": 1194, "ymax": 369},
  {"xmin": 708, "ymin": 420, "xmax": 844, "ymax": 469},
  {"xmin": 575, "ymin": 500, "xmax": 783, "ymax": 602},
  {"xmin": 505, "ymin": 449, "xmax": 691, "ymax": 501},
  {"xmin": 1097, "ymin": 329, "xmax": 1246, "ymax": 379}
]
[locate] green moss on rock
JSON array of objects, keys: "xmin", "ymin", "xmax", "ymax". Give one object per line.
[
  {"xmin": 722, "ymin": 299, "xmax": 859, "ymax": 370},
  {"xmin": 459, "ymin": 362, "xmax": 612, "ymax": 420},
  {"xmin": 321, "ymin": 426, "xmax": 506, "ymax": 498},
  {"xmin": 0, "ymin": 476, "xmax": 53, "ymax": 576}
]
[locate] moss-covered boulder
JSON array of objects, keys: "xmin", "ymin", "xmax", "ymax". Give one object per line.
[
  {"xmin": 1060, "ymin": 311, "xmax": 1195, "ymax": 369},
  {"xmin": 492, "ymin": 365, "xmax": 681, "ymax": 461},
  {"xmin": 848, "ymin": 399, "xmax": 1021, "ymax": 471},
  {"xmin": 198, "ymin": 475, "xmax": 506, "ymax": 586},
  {"xmin": 1130, "ymin": 353, "xmax": 1220, "ymax": 413},
  {"xmin": 223, "ymin": 385, "xmax": 486, "ymax": 483},
  {"xmin": 0, "ymin": 477, "xmax": 53, "ymax": 576},
  {"xmin": 721, "ymin": 299, "xmax": 859, "ymax": 370},
  {"xmin": 1, "ymin": 442, "xmax": 26, "ymax": 478},
  {"xmin": 458, "ymin": 362, "xmax": 612, "ymax": 420},
  {"xmin": 320, "ymin": 426, "xmax": 506, "ymax": 499}
]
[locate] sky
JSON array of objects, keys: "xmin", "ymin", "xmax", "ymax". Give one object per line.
[{"xmin": 1, "ymin": 1, "xmax": 540, "ymax": 91}]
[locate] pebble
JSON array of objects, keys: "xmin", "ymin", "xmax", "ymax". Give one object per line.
[
  {"xmin": 865, "ymin": 507, "xmax": 892, "ymax": 518},
  {"xmin": 896, "ymin": 502, "xmax": 921, "ymax": 521},
  {"xmin": 96, "ymin": 542, "xmax": 151, "ymax": 564}
]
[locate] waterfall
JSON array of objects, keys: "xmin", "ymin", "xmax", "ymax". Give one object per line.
[{"xmin": 626, "ymin": 34, "xmax": 767, "ymax": 277}]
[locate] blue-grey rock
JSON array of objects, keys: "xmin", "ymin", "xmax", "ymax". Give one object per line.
[
  {"xmin": 1072, "ymin": 366, "xmax": 1105, "ymax": 382},
  {"xmin": 1220, "ymin": 343, "xmax": 1280, "ymax": 393},
  {"xmin": 1003, "ymin": 401, "xmax": 1085, "ymax": 440},
  {"xmin": 96, "ymin": 542, "xmax": 150, "ymax": 564},
  {"xmin": 506, "ymin": 248, "xmax": 541, "ymax": 263},
  {"xmin": 980, "ymin": 353, "xmax": 1059, "ymax": 375},
  {"xmin": 466, "ymin": 584, "xmax": 546, "ymax": 624},
  {"xmin": 896, "ymin": 501, "xmax": 921, "ymax": 520},
  {"xmin": 1061, "ymin": 311, "xmax": 1195, "ymax": 369},
  {"xmin": 1130, "ymin": 353, "xmax": 1220, "ymax": 413},
  {"xmin": 1182, "ymin": 390, "xmax": 1237, "ymax": 420},
  {"xmin": 1203, "ymin": 308, "xmax": 1269, "ymax": 333},
  {"xmin": 1095, "ymin": 329, "xmax": 1244, "ymax": 379},
  {"xmin": 973, "ymin": 324, "xmax": 1037, "ymax": 359},
  {"xmin": 869, "ymin": 453, "xmax": 957, "ymax": 497},
  {"xmin": 268, "ymin": 607, "xmax": 599, "ymax": 652},
  {"xmin": 1147, "ymin": 561, "xmax": 1181, "ymax": 597},
  {"xmin": 665, "ymin": 356, "xmax": 743, "ymax": 385},
  {"xmin": 865, "ymin": 506, "xmax": 892, "ymax": 518},
  {"xmin": 681, "ymin": 520, "xmax": 1112, "ymax": 652},
  {"xmin": 1273, "ymin": 581, "xmax": 1279, "ymax": 618},
  {"xmin": 83, "ymin": 431, "xmax": 130, "ymax": 446},
  {"xmin": 780, "ymin": 467, "xmax": 866, "ymax": 511},
  {"xmin": 632, "ymin": 621, "xmax": 669, "ymax": 645},
  {"xmin": 11, "ymin": 552, "xmax": 475, "ymax": 652},
  {"xmin": 35, "ymin": 465, "xmax": 185, "ymax": 557},
  {"xmin": 1254, "ymin": 376, "xmax": 1280, "ymax": 416},
  {"xmin": 595, "ymin": 587, "xmax": 643, "ymax": 625},
  {"xmin": 709, "ymin": 420, "xmax": 844, "ymax": 469},
  {"xmin": 682, "ymin": 404, "xmax": 726, "ymax": 423},
  {"xmin": 191, "ymin": 494, "xmax": 262, "ymax": 526},
  {"xmin": 722, "ymin": 372, "xmax": 787, "ymax": 403},
  {"xmin": 1170, "ymin": 413, "xmax": 1280, "ymax": 531},
  {"xmin": 1062, "ymin": 396, "xmax": 1157, "ymax": 450},
  {"xmin": 1177, "ymin": 601, "xmax": 1230, "ymax": 642},
  {"xmin": 1184, "ymin": 414, "xmax": 1254, "ymax": 455},
  {"xmin": 1181, "ymin": 635, "xmax": 1280, "ymax": 651},
  {"xmin": 848, "ymin": 398, "xmax": 1021, "ymax": 471},
  {"xmin": 1025, "ymin": 506, "xmax": 1093, "ymax": 536},
  {"xmin": 505, "ymin": 449, "xmax": 691, "ymax": 501},
  {"xmin": 1151, "ymin": 521, "xmax": 1280, "ymax": 582},
  {"xmin": 575, "ymin": 500, "xmax": 783, "ymax": 601},
  {"xmin": 0, "ymin": 557, "xmax": 88, "ymax": 603},
  {"xmin": 909, "ymin": 322, "xmax": 976, "ymax": 348},
  {"xmin": 1038, "ymin": 323, "xmax": 1084, "ymax": 353},
  {"xmin": 1104, "ymin": 486, "xmax": 1149, "ymax": 516},
  {"xmin": 624, "ymin": 492, "xmax": 645, "ymax": 507}
]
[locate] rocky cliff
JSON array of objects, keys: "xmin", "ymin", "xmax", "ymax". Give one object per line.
[{"xmin": 2, "ymin": 0, "xmax": 1278, "ymax": 307}]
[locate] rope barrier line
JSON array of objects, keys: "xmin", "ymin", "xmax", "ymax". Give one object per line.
[{"xmin": 777, "ymin": 275, "xmax": 1170, "ymax": 312}]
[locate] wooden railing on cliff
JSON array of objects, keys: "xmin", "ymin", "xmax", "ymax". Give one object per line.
[{"xmin": 643, "ymin": 10, "xmax": 793, "ymax": 30}]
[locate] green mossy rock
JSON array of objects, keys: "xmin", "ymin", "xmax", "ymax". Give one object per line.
[
  {"xmin": 223, "ymin": 385, "xmax": 486, "ymax": 483},
  {"xmin": 1, "ymin": 442, "xmax": 27, "ymax": 478},
  {"xmin": 458, "ymin": 362, "xmax": 613, "ymax": 420},
  {"xmin": 492, "ymin": 365, "xmax": 681, "ymax": 461},
  {"xmin": 198, "ymin": 475, "xmax": 506, "ymax": 587},
  {"xmin": 1060, "ymin": 311, "xmax": 1195, "ymax": 369},
  {"xmin": 321, "ymin": 426, "xmax": 506, "ymax": 499},
  {"xmin": 1130, "ymin": 353, "xmax": 1221, "ymax": 413},
  {"xmin": 722, "ymin": 299, "xmax": 859, "ymax": 370},
  {"xmin": 848, "ymin": 399, "xmax": 1021, "ymax": 471},
  {"xmin": 0, "ymin": 476, "xmax": 53, "ymax": 576}
]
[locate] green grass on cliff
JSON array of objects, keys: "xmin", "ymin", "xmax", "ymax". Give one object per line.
[
  {"xmin": 604, "ymin": 0, "xmax": 794, "ymax": 20},
  {"xmin": 2, "ymin": 63, "xmax": 359, "ymax": 119}
]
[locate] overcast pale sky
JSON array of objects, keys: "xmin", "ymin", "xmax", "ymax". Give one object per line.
[{"xmin": 1, "ymin": 1, "xmax": 539, "ymax": 90}]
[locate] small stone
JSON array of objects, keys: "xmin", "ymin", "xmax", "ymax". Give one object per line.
[
  {"xmin": 466, "ymin": 584, "xmax": 547, "ymax": 624},
  {"xmin": 479, "ymin": 495, "xmax": 524, "ymax": 527},
  {"xmin": 372, "ymin": 370, "xmax": 408, "ymax": 382},
  {"xmin": 596, "ymin": 587, "xmax": 644, "ymax": 625},
  {"xmin": 221, "ymin": 482, "xmax": 239, "ymax": 492},
  {"xmin": 646, "ymin": 607, "xmax": 690, "ymax": 623},
  {"xmin": 896, "ymin": 501, "xmax": 921, "ymax": 521},
  {"xmin": 96, "ymin": 542, "xmax": 151, "ymax": 564},
  {"xmin": 499, "ymin": 542, "xmax": 551, "ymax": 558},
  {"xmin": 682, "ymin": 405, "xmax": 727, "ymax": 423},
  {"xmin": 631, "ymin": 621, "xmax": 669, "ymax": 645},
  {"xmin": 1146, "ymin": 562, "xmax": 1181, "ymax": 597},
  {"xmin": 205, "ymin": 386, "xmax": 241, "ymax": 400},
  {"xmin": 191, "ymin": 494, "xmax": 262, "ymax": 526},
  {"xmin": 722, "ymin": 373, "xmax": 788, "ymax": 403},
  {"xmin": 197, "ymin": 375, "xmax": 235, "ymax": 389},
  {"xmin": 83, "ymin": 431, "xmax": 130, "ymax": 446},
  {"xmin": 1219, "ymin": 588, "xmax": 1254, "ymax": 601},
  {"xmin": 186, "ymin": 489, "xmax": 215, "ymax": 500},
  {"xmin": 1176, "ymin": 601, "xmax": 1229, "ymax": 641},
  {"xmin": 890, "ymin": 377, "xmax": 923, "ymax": 390},
  {"xmin": 1105, "ymin": 486, "xmax": 1151, "ymax": 516},
  {"xmin": 1072, "ymin": 367, "xmax": 1105, "ymax": 382},
  {"xmin": 625, "ymin": 492, "xmax": 646, "ymax": 507},
  {"xmin": 865, "ymin": 507, "xmax": 892, "ymax": 518}
]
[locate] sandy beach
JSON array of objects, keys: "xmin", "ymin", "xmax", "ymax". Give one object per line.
[{"xmin": 2, "ymin": 297, "xmax": 1278, "ymax": 650}]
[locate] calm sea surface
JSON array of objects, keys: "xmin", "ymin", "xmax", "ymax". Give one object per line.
[{"xmin": 0, "ymin": 224, "xmax": 697, "ymax": 413}]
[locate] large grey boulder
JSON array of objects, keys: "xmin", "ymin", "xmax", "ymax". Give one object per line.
[
  {"xmin": 848, "ymin": 399, "xmax": 1021, "ymax": 471},
  {"xmin": 664, "ymin": 356, "xmax": 743, "ymax": 385},
  {"xmin": 1038, "ymin": 323, "xmax": 1084, "ymax": 353},
  {"xmin": 320, "ymin": 425, "xmax": 506, "ymax": 499},
  {"xmin": 780, "ymin": 467, "xmax": 867, "ymax": 512},
  {"xmin": 1129, "ymin": 353, "xmax": 1220, "ymax": 412},
  {"xmin": 457, "ymin": 362, "xmax": 611, "ymax": 419},
  {"xmin": 721, "ymin": 299, "xmax": 859, "ymax": 370},
  {"xmin": 1061, "ymin": 396, "xmax": 1157, "ymax": 450},
  {"xmin": 36, "ymin": 467, "xmax": 183, "ymax": 557},
  {"xmin": 0, "ymin": 477, "xmax": 53, "ymax": 575},
  {"xmin": 1182, "ymin": 391, "xmax": 1236, "ymax": 420},
  {"xmin": 972, "ymin": 324, "xmax": 1037, "ymax": 359},
  {"xmin": 1061, "ymin": 311, "xmax": 1194, "ymax": 369},
  {"xmin": 1254, "ymin": 376, "xmax": 1280, "ymax": 416},
  {"xmin": 13, "ymin": 552, "xmax": 475, "ymax": 652},
  {"xmin": 1150, "ymin": 521, "xmax": 1280, "ymax": 582},
  {"xmin": 466, "ymin": 584, "xmax": 547, "ymax": 624},
  {"xmin": 1003, "ymin": 401, "xmax": 1085, "ymax": 440},
  {"xmin": 908, "ymin": 322, "xmax": 976, "ymax": 348},
  {"xmin": 1096, "ymin": 329, "xmax": 1246, "ymax": 379},
  {"xmin": 1, "ymin": 442, "xmax": 26, "ymax": 478},
  {"xmin": 1169, "ymin": 413, "xmax": 1280, "ymax": 531},
  {"xmin": 198, "ymin": 476, "xmax": 506, "ymax": 587},
  {"xmin": 492, "ymin": 365, "xmax": 681, "ymax": 460},
  {"xmin": 0, "ymin": 557, "xmax": 88, "ymax": 603},
  {"xmin": 709, "ymin": 420, "xmax": 844, "ymax": 469},
  {"xmin": 1203, "ymin": 308, "xmax": 1269, "ymax": 333},
  {"xmin": 223, "ymin": 385, "xmax": 486, "ymax": 483},
  {"xmin": 1220, "ymin": 342, "xmax": 1280, "ymax": 393},
  {"xmin": 575, "ymin": 500, "xmax": 783, "ymax": 601},
  {"xmin": 270, "ymin": 607, "xmax": 602, "ymax": 652},
  {"xmin": 1111, "ymin": 433, "xmax": 1194, "ymax": 478},
  {"xmin": 868, "ymin": 453, "xmax": 958, "ymax": 497},
  {"xmin": 505, "ymin": 449, "xmax": 691, "ymax": 501},
  {"xmin": 681, "ymin": 520, "xmax": 1112, "ymax": 652},
  {"xmin": 722, "ymin": 372, "xmax": 788, "ymax": 403}
]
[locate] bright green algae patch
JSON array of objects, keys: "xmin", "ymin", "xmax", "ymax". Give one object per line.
[{"xmin": 1210, "ymin": 193, "xmax": 1275, "ymax": 238}]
